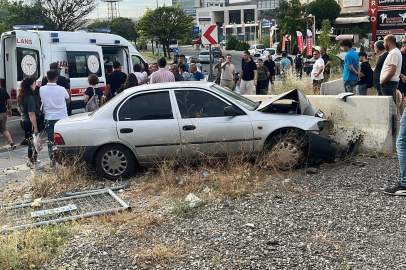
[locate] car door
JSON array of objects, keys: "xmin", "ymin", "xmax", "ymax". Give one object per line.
[
  {"xmin": 116, "ymin": 90, "xmax": 182, "ymax": 163},
  {"xmin": 174, "ymin": 88, "xmax": 254, "ymax": 156}
]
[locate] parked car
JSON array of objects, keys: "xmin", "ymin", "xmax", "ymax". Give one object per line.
[
  {"xmin": 211, "ymin": 46, "xmax": 222, "ymax": 57},
  {"xmin": 259, "ymin": 48, "xmax": 280, "ymax": 61},
  {"xmin": 248, "ymin": 44, "xmax": 266, "ymax": 57},
  {"xmin": 198, "ymin": 50, "xmax": 213, "ymax": 63},
  {"xmin": 54, "ymin": 82, "xmax": 335, "ymax": 180},
  {"xmin": 303, "ymin": 56, "xmax": 344, "ymax": 75},
  {"xmin": 192, "ymin": 38, "xmax": 202, "ymax": 44},
  {"xmin": 274, "ymin": 56, "xmax": 294, "ymax": 75}
]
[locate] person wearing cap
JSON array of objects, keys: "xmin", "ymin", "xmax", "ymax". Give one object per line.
[{"xmin": 41, "ymin": 62, "xmax": 71, "ymax": 114}]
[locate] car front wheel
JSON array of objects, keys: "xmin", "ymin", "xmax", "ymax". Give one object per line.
[
  {"xmin": 95, "ymin": 144, "xmax": 136, "ymax": 180},
  {"xmin": 264, "ymin": 130, "xmax": 308, "ymax": 170}
]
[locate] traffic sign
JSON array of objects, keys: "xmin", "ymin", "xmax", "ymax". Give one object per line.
[
  {"xmin": 185, "ymin": 9, "xmax": 196, "ymax": 15},
  {"xmin": 201, "ymin": 25, "xmax": 218, "ymax": 45},
  {"xmin": 285, "ymin": 34, "xmax": 291, "ymax": 41},
  {"xmin": 193, "ymin": 26, "xmax": 199, "ymax": 34},
  {"xmin": 199, "ymin": 18, "xmax": 211, "ymax": 22},
  {"xmin": 173, "ymin": 47, "xmax": 179, "ymax": 53}
]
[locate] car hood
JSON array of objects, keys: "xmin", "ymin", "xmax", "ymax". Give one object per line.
[{"xmin": 256, "ymin": 89, "xmax": 317, "ymax": 116}]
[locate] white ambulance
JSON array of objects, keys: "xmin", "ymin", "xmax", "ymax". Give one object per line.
[{"xmin": 0, "ymin": 25, "xmax": 146, "ymax": 111}]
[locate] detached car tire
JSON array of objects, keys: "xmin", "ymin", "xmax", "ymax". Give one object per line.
[{"xmin": 95, "ymin": 145, "xmax": 136, "ymax": 180}]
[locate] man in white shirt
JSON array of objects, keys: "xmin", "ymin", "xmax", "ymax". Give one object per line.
[
  {"xmin": 40, "ymin": 69, "xmax": 69, "ymax": 166},
  {"xmin": 262, "ymin": 49, "xmax": 270, "ymax": 58},
  {"xmin": 311, "ymin": 50, "xmax": 324, "ymax": 94},
  {"xmin": 380, "ymin": 34, "xmax": 402, "ymax": 103}
]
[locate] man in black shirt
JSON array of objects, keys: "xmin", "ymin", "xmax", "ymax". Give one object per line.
[
  {"xmin": 320, "ymin": 47, "xmax": 331, "ymax": 82},
  {"xmin": 41, "ymin": 62, "xmax": 71, "ymax": 114},
  {"xmin": 264, "ymin": 54, "xmax": 276, "ymax": 86},
  {"xmin": 0, "ymin": 87, "xmax": 15, "ymax": 149},
  {"xmin": 170, "ymin": 64, "xmax": 184, "ymax": 81},
  {"xmin": 373, "ymin": 40, "xmax": 388, "ymax": 96},
  {"xmin": 106, "ymin": 61, "xmax": 127, "ymax": 98},
  {"xmin": 237, "ymin": 51, "xmax": 258, "ymax": 95}
]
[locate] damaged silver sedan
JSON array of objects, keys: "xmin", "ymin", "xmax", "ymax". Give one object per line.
[{"xmin": 54, "ymin": 82, "xmax": 336, "ymax": 180}]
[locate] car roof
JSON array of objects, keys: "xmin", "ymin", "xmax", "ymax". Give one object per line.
[{"xmin": 123, "ymin": 81, "xmax": 215, "ymax": 94}]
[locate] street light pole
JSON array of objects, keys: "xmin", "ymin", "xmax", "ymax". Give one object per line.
[{"xmin": 254, "ymin": 21, "xmax": 257, "ymax": 43}]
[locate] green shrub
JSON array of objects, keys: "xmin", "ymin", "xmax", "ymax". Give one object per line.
[
  {"xmin": 179, "ymin": 37, "xmax": 192, "ymax": 45},
  {"xmin": 277, "ymin": 42, "xmax": 282, "ymax": 53},
  {"xmin": 226, "ymin": 36, "xmax": 238, "ymax": 50}
]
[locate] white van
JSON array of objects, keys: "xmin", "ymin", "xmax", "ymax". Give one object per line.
[{"xmin": 0, "ymin": 26, "xmax": 146, "ymax": 112}]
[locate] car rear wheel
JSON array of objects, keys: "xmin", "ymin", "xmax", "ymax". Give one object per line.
[
  {"xmin": 95, "ymin": 145, "xmax": 136, "ymax": 180},
  {"xmin": 264, "ymin": 130, "xmax": 308, "ymax": 170}
]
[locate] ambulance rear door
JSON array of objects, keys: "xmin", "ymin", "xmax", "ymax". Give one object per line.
[
  {"xmin": 1, "ymin": 30, "xmax": 41, "ymax": 107},
  {"xmin": 66, "ymin": 45, "xmax": 105, "ymax": 110}
]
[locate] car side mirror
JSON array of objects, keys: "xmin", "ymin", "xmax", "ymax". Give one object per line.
[{"xmin": 224, "ymin": 105, "xmax": 242, "ymax": 116}]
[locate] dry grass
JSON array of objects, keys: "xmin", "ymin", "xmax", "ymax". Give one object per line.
[
  {"xmin": 133, "ymin": 242, "xmax": 185, "ymax": 267},
  {"xmin": 29, "ymin": 154, "xmax": 96, "ymax": 199},
  {"xmin": 130, "ymin": 131, "xmax": 306, "ymax": 201},
  {"xmin": 91, "ymin": 211, "xmax": 165, "ymax": 239}
]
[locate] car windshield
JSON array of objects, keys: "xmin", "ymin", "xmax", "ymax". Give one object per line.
[
  {"xmin": 212, "ymin": 47, "xmax": 220, "ymax": 51},
  {"xmin": 200, "ymin": 52, "xmax": 209, "ymax": 55},
  {"xmin": 210, "ymin": 85, "xmax": 259, "ymax": 111},
  {"xmin": 257, "ymin": 45, "xmax": 265, "ymax": 49},
  {"xmin": 267, "ymin": 49, "xmax": 275, "ymax": 54}
]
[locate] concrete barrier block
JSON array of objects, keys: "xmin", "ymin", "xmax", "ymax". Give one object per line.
[
  {"xmin": 246, "ymin": 95, "xmax": 398, "ymax": 153},
  {"xmin": 321, "ymin": 78, "xmax": 344, "ymax": 95}
]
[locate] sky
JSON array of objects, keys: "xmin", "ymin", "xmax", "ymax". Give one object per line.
[{"xmin": 90, "ymin": 0, "xmax": 173, "ymax": 19}]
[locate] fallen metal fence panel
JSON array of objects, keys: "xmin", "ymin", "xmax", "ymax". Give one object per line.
[{"xmin": 0, "ymin": 189, "xmax": 130, "ymax": 232}]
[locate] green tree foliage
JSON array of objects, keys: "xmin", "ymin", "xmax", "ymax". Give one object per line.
[
  {"xmin": 135, "ymin": 5, "xmax": 194, "ymax": 58},
  {"xmin": 277, "ymin": 0, "xmax": 307, "ymax": 50},
  {"xmin": 305, "ymin": 0, "xmax": 341, "ymax": 30},
  {"xmin": 317, "ymin": 19, "xmax": 340, "ymax": 67},
  {"xmin": 108, "ymin": 17, "xmax": 138, "ymax": 42},
  {"xmin": 225, "ymin": 36, "xmax": 238, "ymax": 50},
  {"xmin": 348, "ymin": 23, "xmax": 371, "ymax": 39},
  {"xmin": 86, "ymin": 20, "xmax": 109, "ymax": 30},
  {"xmin": 6, "ymin": 0, "xmax": 96, "ymax": 31},
  {"xmin": 259, "ymin": 36, "xmax": 270, "ymax": 48}
]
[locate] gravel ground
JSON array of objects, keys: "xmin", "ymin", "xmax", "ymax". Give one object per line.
[{"xmin": 46, "ymin": 155, "xmax": 406, "ymax": 269}]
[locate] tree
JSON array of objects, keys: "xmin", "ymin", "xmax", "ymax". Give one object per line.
[
  {"xmin": 108, "ymin": 17, "xmax": 139, "ymax": 42},
  {"xmin": 6, "ymin": 0, "xmax": 97, "ymax": 31},
  {"xmin": 306, "ymin": 0, "xmax": 341, "ymax": 30},
  {"xmin": 135, "ymin": 5, "xmax": 194, "ymax": 58},
  {"xmin": 86, "ymin": 20, "xmax": 109, "ymax": 30},
  {"xmin": 317, "ymin": 19, "xmax": 340, "ymax": 67},
  {"xmin": 277, "ymin": 0, "xmax": 307, "ymax": 53}
]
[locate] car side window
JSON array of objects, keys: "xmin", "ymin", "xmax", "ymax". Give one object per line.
[
  {"xmin": 175, "ymin": 90, "xmax": 229, "ymax": 118},
  {"xmin": 118, "ymin": 91, "xmax": 173, "ymax": 121},
  {"xmin": 131, "ymin": 55, "xmax": 145, "ymax": 66}
]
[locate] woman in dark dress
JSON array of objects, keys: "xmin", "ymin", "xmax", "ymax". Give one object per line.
[
  {"xmin": 115, "ymin": 73, "xmax": 139, "ymax": 95},
  {"xmin": 17, "ymin": 76, "xmax": 42, "ymax": 168}
]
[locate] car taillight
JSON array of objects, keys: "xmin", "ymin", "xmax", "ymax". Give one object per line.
[
  {"xmin": 304, "ymin": 63, "xmax": 309, "ymax": 66},
  {"xmin": 54, "ymin": 133, "xmax": 65, "ymax": 145},
  {"xmin": 11, "ymin": 89, "xmax": 16, "ymax": 99}
]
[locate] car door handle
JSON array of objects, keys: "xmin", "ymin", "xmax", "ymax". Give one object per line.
[
  {"xmin": 120, "ymin": 128, "xmax": 133, "ymax": 133},
  {"xmin": 182, "ymin": 125, "xmax": 196, "ymax": 131}
]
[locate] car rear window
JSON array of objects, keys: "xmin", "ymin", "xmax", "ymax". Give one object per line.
[
  {"xmin": 200, "ymin": 52, "xmax": 209, "ymax": 55},
  {"xmin": 257, "ymin": 45, "xmax": 265, "ymax": 49}
]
